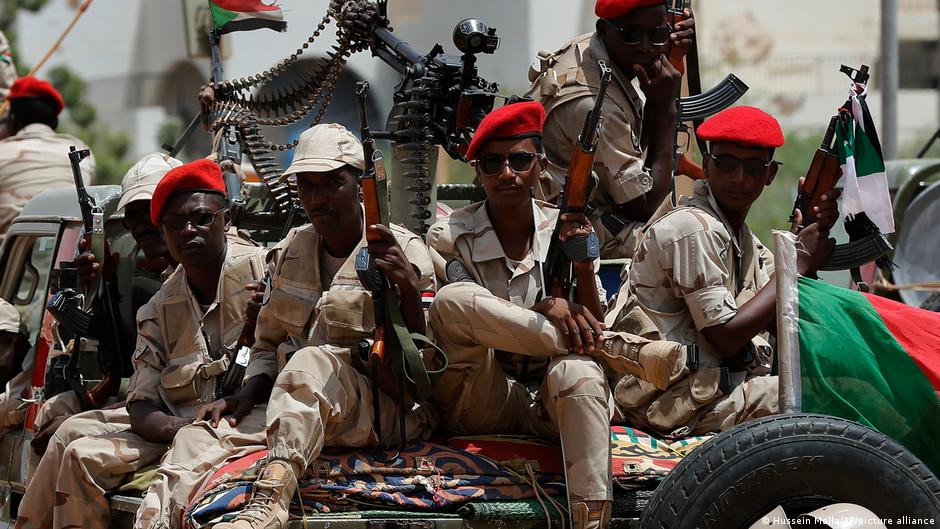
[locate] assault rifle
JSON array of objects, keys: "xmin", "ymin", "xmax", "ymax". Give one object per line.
[
  {"xmin": 46, "ymin": 146, "xmax": 127, "ymax": 410},
  {"xmin": 542, "ymin": 61, "xmax": 610, "ymax": 299},
  {"xmin": 355, "ymin": 81, "xmax": 446, "ymax": 451},
  {"xmin": 666, "ymin": 0, "xmax": 749, "ymax": 190},
  {"xmin": 215, "ymin": 280, "xmax": 266, "ymax": 399},
  {"xmin": 790, "ymin": 65, "xmax": 892, "ymax": 287}
]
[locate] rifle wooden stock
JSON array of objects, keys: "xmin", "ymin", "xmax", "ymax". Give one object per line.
[
  {"xmin": 564, "ymin": 149, "xmax": 595, "ymax": 212},
  {"xmin": 794, "ymin": 116, "xmax": 840, "ymax": 225}
]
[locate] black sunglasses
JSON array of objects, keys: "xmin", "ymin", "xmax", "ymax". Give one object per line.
[
  {"xmin": 708, "ymin": 153, "xmax": 781, "ymax": 176},
  {"xmin": 162, "ymin": 208, "xmax": 228, "ymax": 232},
  {"xmin": 473, "ymin": 152, "xmax": 541, "ymax": 176},
  {"xmin": 604, "ymin": 19, "xmax": 672, "ymax": 47}
]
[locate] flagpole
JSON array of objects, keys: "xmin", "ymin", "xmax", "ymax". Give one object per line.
[
  {"xmin": 773, "ymin": 230, "xmax": 801, "ymax": 414},
  {"xmin": 880, "ymin": 0, "xmax": 898, "ymax": 160}
]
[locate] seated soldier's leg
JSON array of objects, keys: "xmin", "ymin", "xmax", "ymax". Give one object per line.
[
  {"xmin": 692, "ymin": 375, "xmax": 779, "ymax": 435},
  {"xmin": 134, "ymin": 406, "xmax": 268, "ymax": 529},
  {"xmin": 216, "ymin": 345, "xmax": 435, "ymax": 529},
  {"xmin": 53, "ymin": 431, "xmax": 167, "ymax": 529},
  {"xmin": 431, "ymin": 282, "xmax": 686, "ymax": 391},
  {"xmin": 536, "ymin": 354, "xmax": 613, "ymax": 529},
  {"xmin": 16, "ymin": 407, "xmax": 130, "ymax": 529},
  {"xmin": 26, "ymin": 393, "xmax": 123, "ymax": 483}
]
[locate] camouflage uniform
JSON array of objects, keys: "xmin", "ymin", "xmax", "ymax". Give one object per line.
[
  {"xmin": 0, "ymin": 123, "xmax": 96, "ymax": 236},
  {"xmin": 528, "ymin": 32, "xmax": 650, "ymax": 258},
  {"xmin": 611, "ymin": 180, "xmax": 778, "ymax": 436},
  {"xmin": 15, "ymin": 239, "xmax": 265, "ymax": 529},
  {"xmin": 426, "ymin": 199, "xmax": 660, "ymax": 525},
  {"xmin": 261, "ymin": 222, "xmax": 438, "ymax": 470},
  {"xmin": 136, "ymin": 221, "xmax": 438, "ymax": 529}
]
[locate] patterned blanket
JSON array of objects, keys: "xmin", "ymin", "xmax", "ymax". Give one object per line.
[{"xmin": 185, "ymin": 427, "xmax": 712, "ymax": 528}]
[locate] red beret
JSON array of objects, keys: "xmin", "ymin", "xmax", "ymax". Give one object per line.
[
  {"xmin": 150, "ymin": 159, "xmax": 226, "ymax": 225},
  {"xmin": 595, "ymin": 0, "xmax": 665, "ymax": 19},
  {"xmin": 466, "ymin": 101, "xmax": 546, "ymax": 161},
  {"xmin": 7, "ymin": 76, "xmax": 65, "ymax": 115},
  {"xmin": 697, "ymin": 106, "xmax": 785, "ymax": 149}
]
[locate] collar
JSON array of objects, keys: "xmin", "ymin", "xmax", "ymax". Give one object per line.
[
  {"xmin": 467, "ymin": 199, "xmax": 555, "ymax": 264},
  {"xmin": 693, "ymin": 180, "xmax": 749, "ymax": 257},
  {"xmin": 14, "ymin": 123, "xmax": 55, "ymax": 138}
]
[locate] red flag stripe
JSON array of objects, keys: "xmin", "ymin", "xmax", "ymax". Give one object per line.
[
  {"xmin": 864, "ymin": 292, "xmax": 940, "ymax": 395},
  {"xmin": 212, "ymin": 0, "xmax": 280, "ymax": 13}
]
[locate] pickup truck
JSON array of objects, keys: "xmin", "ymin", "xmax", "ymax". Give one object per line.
[{"xmin": 0, "ymin": 180, "xmax": 938, "ymax": 529}]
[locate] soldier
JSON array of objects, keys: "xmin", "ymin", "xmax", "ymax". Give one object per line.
[
  {"xmin": 609, "ymin": 106, "xmax": 838, "ymax": 436},
  {"xmin": 15, "ymin": 159, "xmax": 266, "ymax": 529},
  {"xmin": 425, "ymin": 101, "xmax": 688, "ymax": 529},
  {"xmin": 527, "ymin": 0, "xmax": 694, "ymax": 258},
  {"xmin": 189, "ymin": 123, "xmax": 438, "ymax": 529},
  {"xmin": 0, "ymin": 76, "xmax": 96, "ymax": 237},
  {"xmin": 0, "ymin": 298, "xmax": 30, "ymax": 432},
  {"xmin": 21, "ymin": 153, "xmax": 183, "ymax": 496}
]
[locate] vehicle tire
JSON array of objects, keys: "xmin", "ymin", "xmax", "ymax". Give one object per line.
[{"xmin": 638, "ymin": 414, "xmax": 940, "ymax": 529}]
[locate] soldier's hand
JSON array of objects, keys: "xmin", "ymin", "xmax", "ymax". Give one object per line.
[
  {"xmin": 244, "ymin": 281, "xmax": 265, "ymax": 328},
  {"xmin": 670, "ymin": 8, "xmax": 695, "ymax": 52},
  {"xmin": 367, "ymin": 224, "xmax": 420, "ymax": 293},
  {"xmin": 795, "ymin": 222, "xmax": 836, "ymax": 276},
  {"xmin": 195, "ymin": 395, "xmax": 253, "ymax": 428},
  {"xmin": 633, "ymin": 55, "xmax": 681, "ymax": 112},
  {"xmin": 531, "ymin": 297, "xmax": 606, "ymax": 354},
  {"xmin": 811, "ymin": 187, "xmax": 841, "ymax": 232},
  {"xmin": 30, "ymin": 415, "xmax": 68, "ymax": 456},
  {"xmin": 558, "ymin": 213, "xmax": 593, "ymax": 242},
  {"xmin": 75, "ymin": 236, "xmax": 99, "ymax": 289}
]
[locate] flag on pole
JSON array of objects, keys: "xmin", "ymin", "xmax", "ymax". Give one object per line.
[
  {"xmin": 837, "ymin": 84, "xmax": 895, "ymax": 234},
  {"xmin": 797, "ymin": 276, "xmax": 940, "ymax": 474},
  {"xmin": 208, "ymin": 0, "xmax": 287, "ymax": 35}
]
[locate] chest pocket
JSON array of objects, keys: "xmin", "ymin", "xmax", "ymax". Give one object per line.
[
  {"xmin": 315, "ymin": 288, "xmax": 375, "ymax": 346},
  {"xmin": 160, "ymin": 361, "xmax": 203, "ymax": 407},
  {"xmin": 268, "ymin": 288, "xmax": 317, "ymax": 342}
]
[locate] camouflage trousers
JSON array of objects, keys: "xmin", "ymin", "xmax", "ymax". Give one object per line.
[
  {"xmin": 428, "ymin": 282, "xmax": 614, "ymax": 503},
  {"xmin": 25, "ymin": 391, "xmax": 121, "ymax": 483},
  {"xmin": 266, "ymin": 344, "xmax": 437, "ymax": 470},
  {"xmin": 16, "ymin": 405, "xmax": 131, "ymax": 529},
  {"xmin": 134, "ymin": 406, "xmax": 268, "ymax": 529},
  {"xmin": 615, "ymin": 371, "xmax": 779, "ymax": 436}
]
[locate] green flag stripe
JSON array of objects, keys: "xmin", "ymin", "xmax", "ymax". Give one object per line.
[
  {"xmin": 853, "ymin": 121, "xmax": 886, "ymax": 175},
  {"xmin": 797, "ymin": 277, "xmax": 940, "ymax": 475},
  {"xmin": 209, "ymin": 3, "xmax": 239, "ymax": 28}
]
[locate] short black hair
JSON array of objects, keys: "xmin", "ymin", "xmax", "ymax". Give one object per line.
[{"xmin": 10, "ymin": 97, "xmax": 59, "ymax": 132}]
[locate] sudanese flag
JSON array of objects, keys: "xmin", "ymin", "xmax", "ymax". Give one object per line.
[
  {"xmin": 796, "ymin": 276, "xmax": 940, "ymax": 475},
  {"xmin": 208, "ymin": 0, "xmax": 287, "ymax": 34}
]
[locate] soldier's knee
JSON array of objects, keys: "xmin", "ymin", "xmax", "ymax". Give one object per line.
[
  {"xmin": 429, "ymin": 282, "xmax": 482, "ymax": 328},
  {"xmin": 545, "ymin": 355, "xmax": 608, "ymax": 400}
]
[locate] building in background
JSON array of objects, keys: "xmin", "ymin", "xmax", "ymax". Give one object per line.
[{"xmin": 13, "ymin": 0, "xmax": 940, "ymax": 162}]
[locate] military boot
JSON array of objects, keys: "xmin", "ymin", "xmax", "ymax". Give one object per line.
[
  {"xmin": 570, "ymin": 500, "xmax": 612, "ymax": 529},
  {"xmin": 214, "ymin": 459, "xmax": 298, "ymax": 529},
  {"xmin": 595, "ymin": 335, "xmax": 687, "ymax": 390}
]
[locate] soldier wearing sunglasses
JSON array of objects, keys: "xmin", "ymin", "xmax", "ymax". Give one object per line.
[
  {"xmin": 426, "ymin": 102, "xmax": 690, "ymax": 529},
  {"xmin": 609, "ymin": 107, "xmax": 840, "ymax": 436},
  {"xmin": 527, "ymin": 0, "xmax": 694, "ymax": 259}
]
